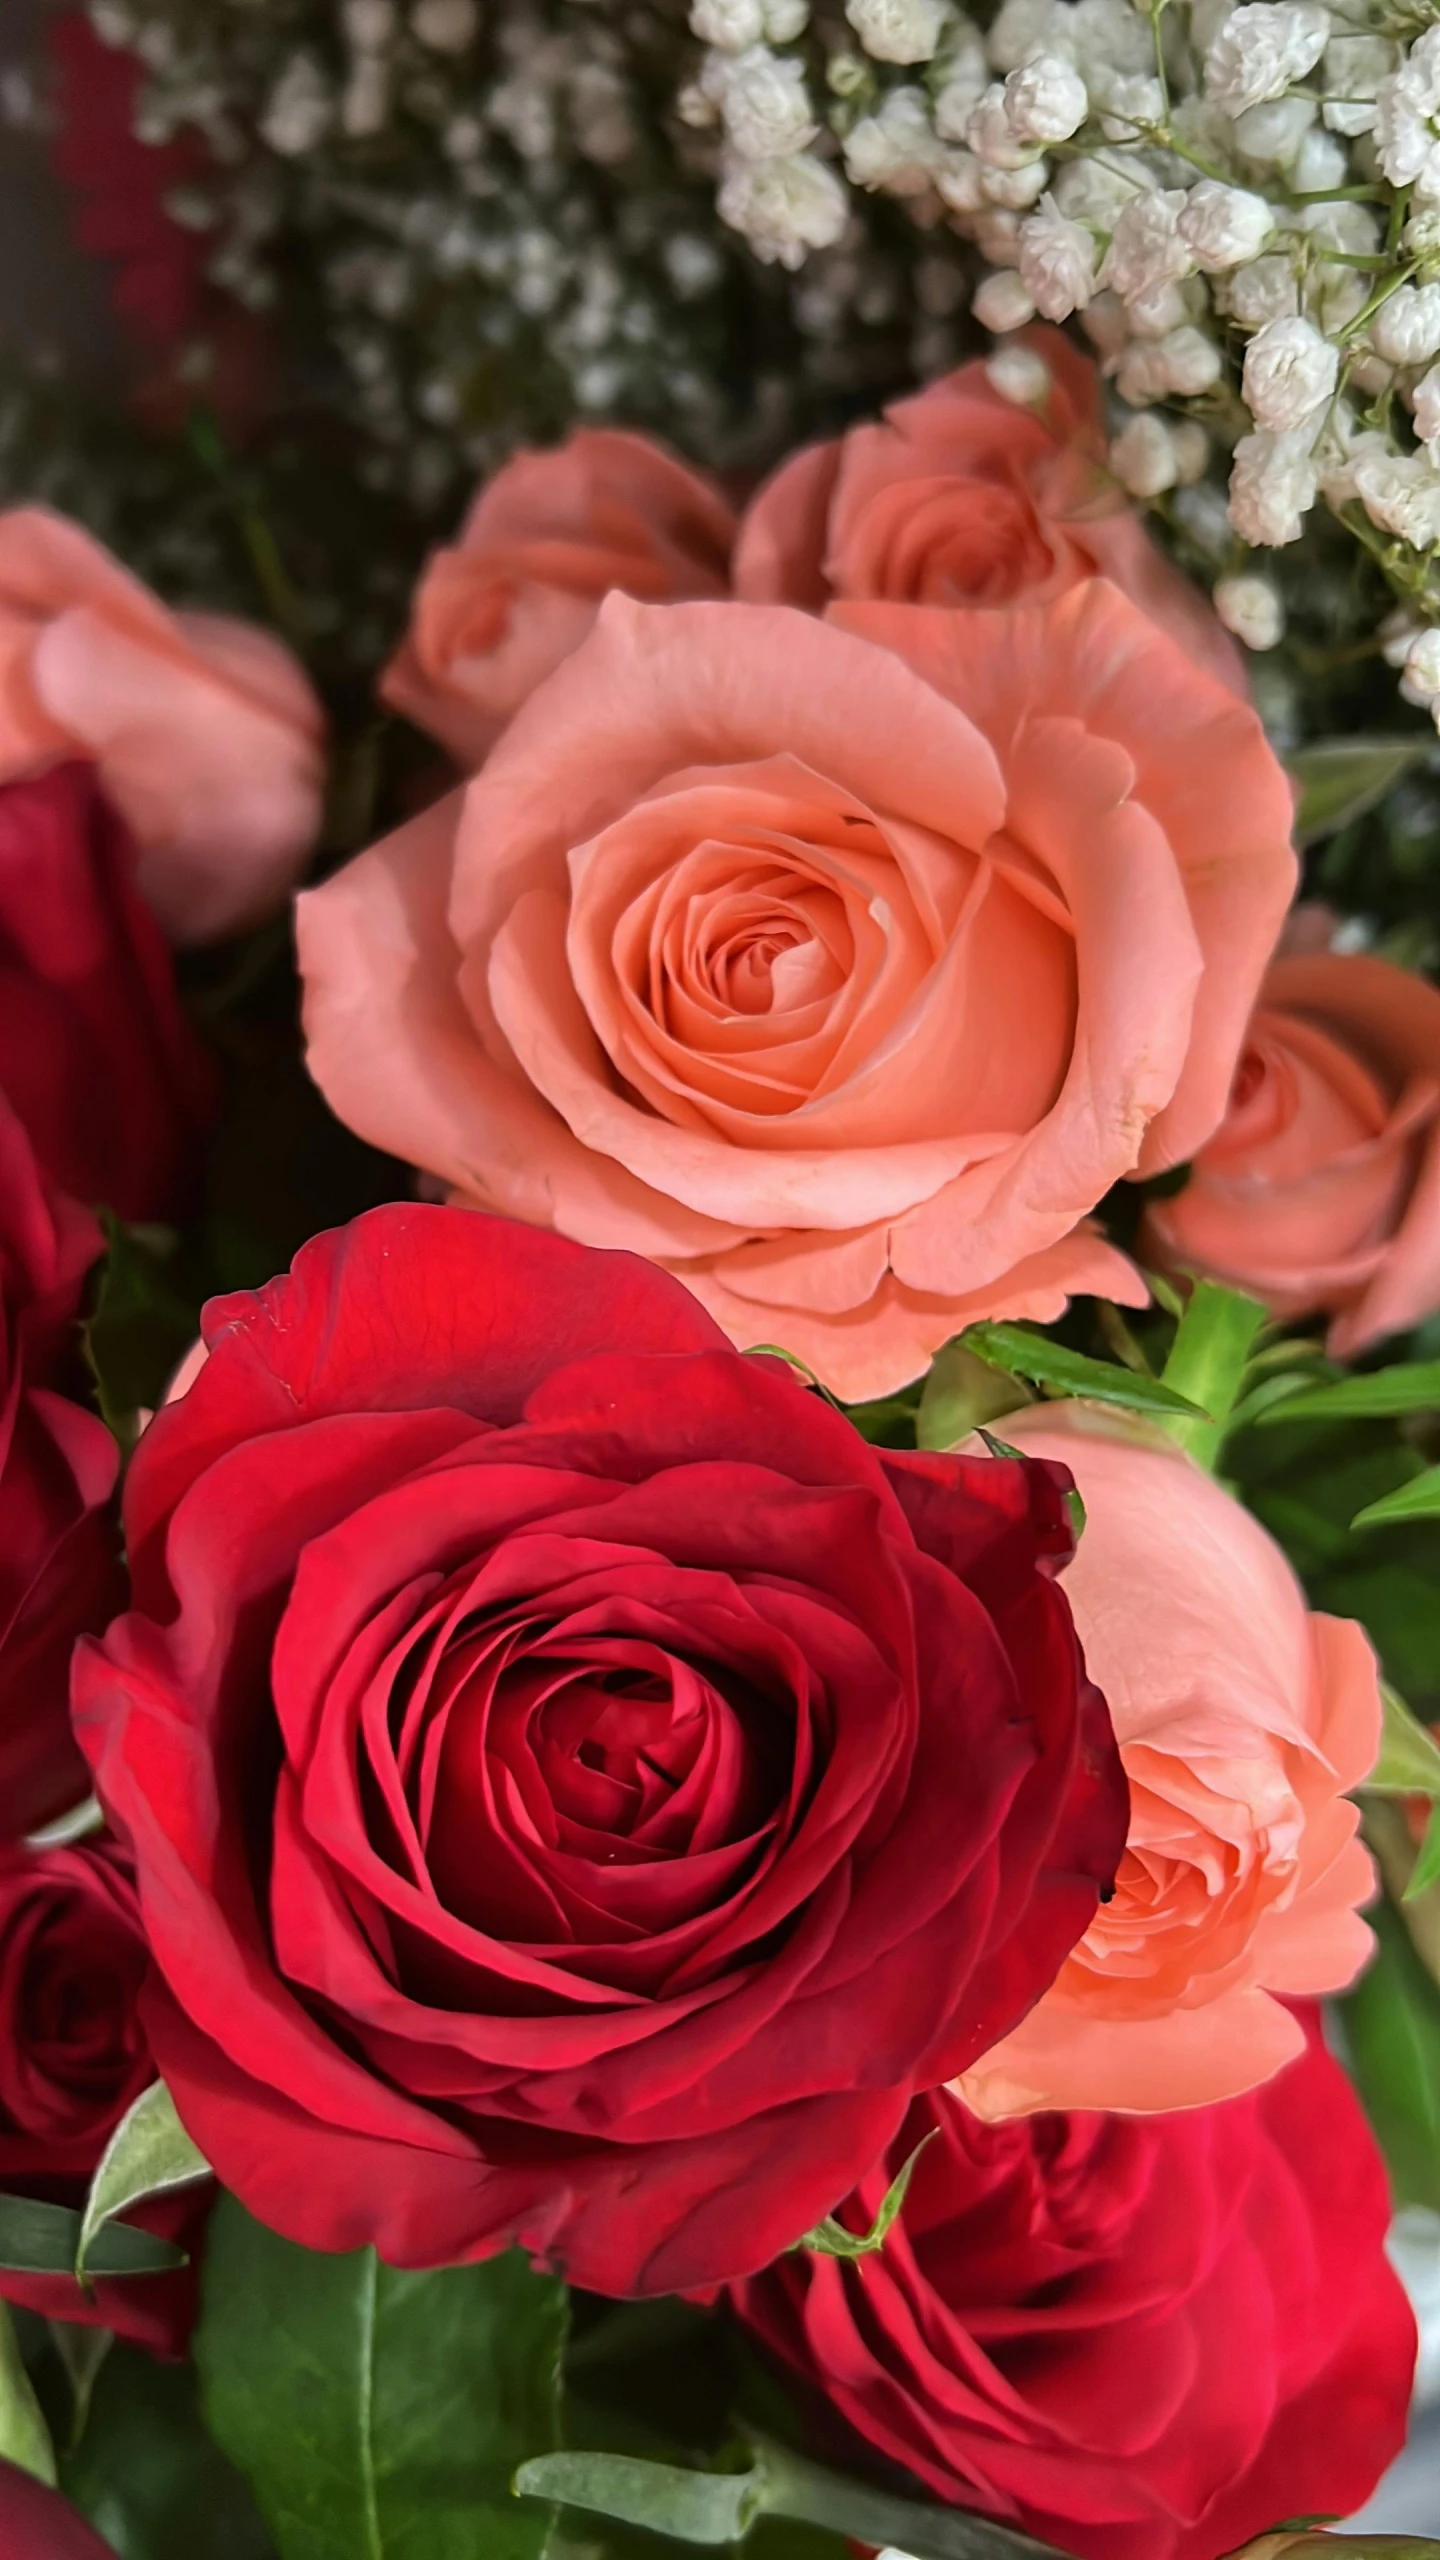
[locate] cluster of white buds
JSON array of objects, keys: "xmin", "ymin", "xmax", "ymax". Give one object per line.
[
  {"xmin": 686, "ymin": 0, "xmax": 848, "ymax": 266},
  {"xmin": 676, "ymin": 0, "xmax": 1440, "ymax": 698}
]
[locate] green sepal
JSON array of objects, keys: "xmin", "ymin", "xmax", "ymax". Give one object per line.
[
  {"xmin": 794, "ymin": 2131, "xmax": 937, "ymax": 2260},
  {"xmin": 75, "ymin": 2080, "xmax": 209, "ymax": 2289}
]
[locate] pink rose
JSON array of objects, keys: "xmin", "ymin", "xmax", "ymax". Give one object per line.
[
  {"xmin": 958, "ymin": 1404, "xmax": 1380, "ymax": 2118},
  {"xmin": 380, "ymin": 429, "xmax": 736, "ymax": 766},
  {"xmin": 1145, "ymin": 951, "xmax": 1440, "ymax": 1359},
  {"xmin": 0, "ymin": 506, "xmax": 325, "ymax": 944},
  {"xmin": 735, "ymin": 330, "xmax": 1243, "ymax": 693},
  {"xmin": 299, "ymin": 582, "xmax": 1295, "ymax": 1400}
]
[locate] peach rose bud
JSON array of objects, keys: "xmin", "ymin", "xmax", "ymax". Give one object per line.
[
  {"xmin": 0, "ymin": 505, "xmax": 325, "ymax": 944},
  {"xmin": 380, "ymin": 428, "xmax": 736, "ymax": 767},
  {"xmin": 958, "ymin": 1401, "xmax": 1381, "ymax": 2119},
  {"xmin": 1145, "ymin": 950, "xmax": 1440, "ymax": 1360}
]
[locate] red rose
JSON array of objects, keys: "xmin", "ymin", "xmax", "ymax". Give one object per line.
[
  {"xmin": 73, "ymin": 1203, "xmax": 1124, "ymax": 2296},
  {"xmin": 0, "ymin": 765, "xmax": 214, "ymax": 1223},
  {"xmin": 0, "ymin": 2464, "xmax": 113, "ymax": 2559},
  {"xmin": 0, "ymin": 1101, "xmax": 123, "ymax": 1838},
  {"xmin": 731, "ymin": 2014, "xmax": 1415, "ymax": 2560},
  {"xmin": 0, "ymin": 1837, "xmax": 204, "ymax": 2357}
]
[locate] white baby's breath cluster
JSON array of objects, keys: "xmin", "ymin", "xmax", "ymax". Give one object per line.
[{"xmin": 679, "ymin": 0, "xmax": 1440, "ymax": 711}]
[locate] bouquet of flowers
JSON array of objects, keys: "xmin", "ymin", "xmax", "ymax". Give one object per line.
[{"xmin": 2, "ymin": 3, "xmax": 1440, "ymax": 2555}]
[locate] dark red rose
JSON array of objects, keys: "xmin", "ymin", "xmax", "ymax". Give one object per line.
[
  {"xmin": 48, "ymin": 14, "xmax": 207, "ymax": 349},
  {"xmin": 73, "ymin": 1203, "xmax": 1125, "ymax": 2297},
  {"xmin": 0, "ymin": 2463, "xmax": 114, "ymax": 2560},
  {"xmin": 731, "ymin": 2013, "xmax": 1415, "ymax": 2560},
  {"xmin": 0, "ymin": 765, "xmax": 214, "ymax": 1224},
  {"xmin": 0, "ymin": 1836, "xmax": 204, "ymax": 2357},
  {"xmin": 0, "ymin": 1100, "xmax": 123, "ymax": 1839}
]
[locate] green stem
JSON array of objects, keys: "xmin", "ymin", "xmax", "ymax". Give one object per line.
[
  {"xmin": 1158, "ymin": 1280, "xmax": 1268, "ymax": 1470},
  {"xmin": 749, "ymin": 2436, "xmax": 1067, "ymax": 2560}
]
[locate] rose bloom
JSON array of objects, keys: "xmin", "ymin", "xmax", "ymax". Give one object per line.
[
  {"xmin": 0, "ymin": 765, "xmax": 214, "ymax": 1223},
  {"xmin": 0, "ymin": 506, "xmax": 325, "ymax": 944},
  {"xmin": 381, "ymin": 429, "xmax": 736, "ymax": 768},
  {"xmin": 0, "ymin": 1098, "xmax": 123, "ymax": 1840},
  {"xmin": 1145, "ymin": 951, "xmax": 1440, "ymax": 1359},
  {"xmin": 73, "ymin": 1203, "xmax": 1125, "ymax": 2297},
  {"xmin": 734, "ymin": 331, "xmax": 1243, "ymax": 693},
  {"xmin": 0, "ymin": 2466, "xmax": 113, "ymax": 2560},
  {"xmin": 731, "ymin": 2017, "xmax": 1415, "ymax": 2560},
  {"xmin": 300, "ymin": 586, "xmax": 1295, "ymax": 1402},
  {"xmin": 0, "ymin": 1836, "xmax": 205, "ymax": 2355},
  {"xmin": 958, "ymin": 1405, "xmax": 1379, "ymax": 2119}
]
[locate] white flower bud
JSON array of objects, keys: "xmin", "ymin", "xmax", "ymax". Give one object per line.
[
  {"xmin": 1095, "ymin": 71, "xmax": 1165, "ymax": 134},
  {"xmin": 1228, "ymin": 428, "xmax": 1318, "ymax": 545},
  {"xmin": 934, "ymin": 68, "xmax": 989, "ymax": 139},
  {"xmin": 981, "ymin": 154, "xmax": 1051, "ymax": 205},
  {"xmin": 1017, "ymin": 195, "xmax": 1098, "ymax": 316},
  {"xmin": 411, "ymin": 0, "xmax": 478, "ymax": 50},
  {"xmin": 1204, "ymin": 2, "xmax": 1329, "ymax": 116},
  {"xmin": 1401, "ymin": 626, "xmax": 1440, "ymax": 703},
  {"xmin": 1070, "ymin": 0, "xmax": 1152, "ymax": 79},
  {"xmin": 987, "ymin": 0, "xmax": 1064, "ymax": 72},
  {"xmin": 1214, "ymin": 574, "xmax": 1285, "ymax": 648},
  {"xmin": 1242, "ymin": 314, "xmax": 1338, "ymax": 431},
  {"xmin": 716, "ymin": 46, "xmax": 817, "ymax": 157},
  {"xmin": 1375, "ymin": 31, "xmax": 1440, "ymax": 190},
  {"xmin": 341, "ymin": 53, "xmax": 390, "ymax": 133},
  {"xmin": 1115, "ymin": 338, "xmax": 1172, "ymax": 405},
  {"xmin": 1171, "ymin": 419, "xmax": 1210, "ymax": 483},
  {"xmin": 717, "ymin": 148, "xmax": 849, "ymax": 264},
  {"xmin": 1110, "ymin": 412, "xmax": 1179, "ymax": 495},
  {"xmin": 1353, "ymin": 448, "xmax": 1440, "ymax": 550},
  {"xmin": 1223, "ymin": 253, "xmax": 1299, "ymax": 328},
  {"xmin": 1414, "ymin": 364, "xmax": 1440, "ymax": 447},
  {"xmin": 967, "ymin": 81, "xmax": 1033, "ymax": 167},
  {"xmin": 973, "ymin": 266, "xmax": 1038, "ymax": 329},
  {"xmin": 846, "ymin": 0, "xmax": 949, "ymax": 64},
  {"xmin": 1004, "ymin": 52, "xmax": 1088, "ymax": 142},
  {"xmin": 1050, "ymin": 155, "xmax": 1138, "ymax": 226},
  {"xmin": 1155, "ymin": 323, "xmax": 1222, "ymax": 393},
  {"xmin": 843, "ymin": 86, "xmax": 942, "ymax": 192},
  {"xmin": 1122, "ymin": 279, "xmax": 1191, "ymax": 339},
  {"xmin": 1322, "ymin": 32, "xmax": 1396, "ymax": 135},
  {"xmin": 1292, "ymin": 126, "xmax": 1347, "ymax": 188},
  {"xmin": 260, "ymin": 53, "xmax": 333, "ymax": 156},
  {"xmin": 691, "ymin": 0, "xmax": 767, "ymax": 49},
  {"xmin": 934, "ymin": 151, "xmax": 987, "ymax": 212},
  {"xmin": 1372, "ymin": 283, "xmax": 1440, "ymax": 369},
  {"xmin": 1177, "ymin": 179, "xmax": 1273, "ymax": 270},
  {"xmin": 1232, "ymin": 92, "xmax": 1316, "ymax": 162},
  {"xmin": 1317, "ymin": 422, "xmax": 1387, "ymax": 508},
  {"xmin": 1381, "ymin": 608, "xmax": 1424, "ymax": 669},
  {"xmin": 1099, "ymin": 189, "xmax": 1193, "ymax": 301},
  {"xmin": 987, "ymin": 343, "xmax": 1052, "ymax": 402},
  {"xmin": 972, "ymin": 206, "xmax": 1024, "ymax": 262},
  {"xmin": 1081, "ymin": 289, "xmax": 1131, "ymax": 358}
]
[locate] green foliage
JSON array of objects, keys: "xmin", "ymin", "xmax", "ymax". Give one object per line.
[
  {"xmin": 1254, "ymin": 1360, "xmax": 1440, "ymax": 1422},
  {"xmin": 57, "ymin": 2341, "xmax": 275, "ymax": 2560},
  {"xmin": 1355, "ymin": 1463, "xmax": 1440, "ymax": 1527},
  {"xmin": 1287, "ymin": 737, "xmax": 1430, "ymax": 847},
  {"xmin": 1340, "ymin": 1896, "xmax": 1440, "ymax": 2211},
  {"xmin": 83, "ymin": 1220, "xmax": 202, "ymax": 1450},
  {"xmin": 1156, "ymin": 1282, "xmax": 1268, "ymax": 1470},
  {"xmin": 194, "ymin": 2198, "xmax": 568, "ymax": 2560},
  {"xmin": 76, "ymin": 2084, "xmax": 209, "ymax": 2290},
  {"xmin": 959, "ymin": 1324, "xmax": 1206, "ymax": 1421},
  {"xmin": 0, "ymin": 2301, "xmax": 56, "ymax": 2485},
  {"xmin": 0, "ymin": 2196, "xmax": 185, "ymax": 2280}
]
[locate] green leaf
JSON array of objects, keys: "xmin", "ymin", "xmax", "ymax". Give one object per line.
[
  {"xmin": 796, "ymin": 2131, "xmax": 937, "ymax": 2260},
  {"xmin": 82, "ymin": 1218, "xmax": 201, "ymax": 1450},
  {"xmin": 1364, "ymin": 1681, "xmax": 1440, "ymax": 1796},
  {"xmin": 195, "ymin": 2197, "xmax": 568, "ymax": 2560},
  {"xmin": 1339, "ymin": 1893, "xmax": 1440, "ymax": 2210},
  {"xmin": 520, "ymin": 2438, "xmax": 1067, "ymax": 2560},
  {"xmin": 916, "ymin": 1343, "xmax": 1030, "ymax": 1451},
  {"xmin": 48, "ymin": 2322, "xmax": 113, "ymax": 2457},
  {"xmin": 1157, "ymin": 1281, "xmax": 1268, "ymax": 1470},
  {"xmin": 1355, "ymin": 1462, "xmax": 1440, "ymax": 1527},
  {"xmin": 1287, "ymin": 735, "xmax": 1428, "ymax": 847},
  {"xmin": 0, "ymin": 2195, "xmax": 185, "ymax": 2280},
  {"xmin": 959, "ymin": 1325, "xmax": 1207, "ymax": 1421},
  {"xmin": 0, "ymin": 2301, "xmax": 55, "ymax": 2485},
  {"xmin": 1409, "ymin": 1802, "xmax": 1440, "ymax": 1901},
  {"xmin": 76, "ymin": 2082, "xmax": 209, "ymax": 2288},
  {"xmin": 516, "ymin": 2455, "xmax": 761, "ymax": 2547},
  {"xmin": 59, "ymin": 2338, "xmax": 275, "ymax": 2560},
  {"xmin": 1254, "ymin": 1360, "xmax": 1440, "ymax": 1422}
]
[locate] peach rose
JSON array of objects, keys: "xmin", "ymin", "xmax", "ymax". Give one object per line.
[
  {"xmin": 1145, "ymin": 952, "xmax": 1440, "ymax": 1360},
  {"xmin": 734, "ymin": 330, "xmax": 1243, "ymax": 694},
  {"xmin": 380, "ymin": 428, "xmax": 736, "ymax": 766},
  {"xmin": 0, "ymin": 506, "xmax": 324, "ymax": 944},
  {"xmin": 298, "ymin": 579, "xmax": 1296, "ymax": 1401},
  {"xmin": 959, "ymin": 1404, "xmax": 1380, "ymax": 2119}
]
